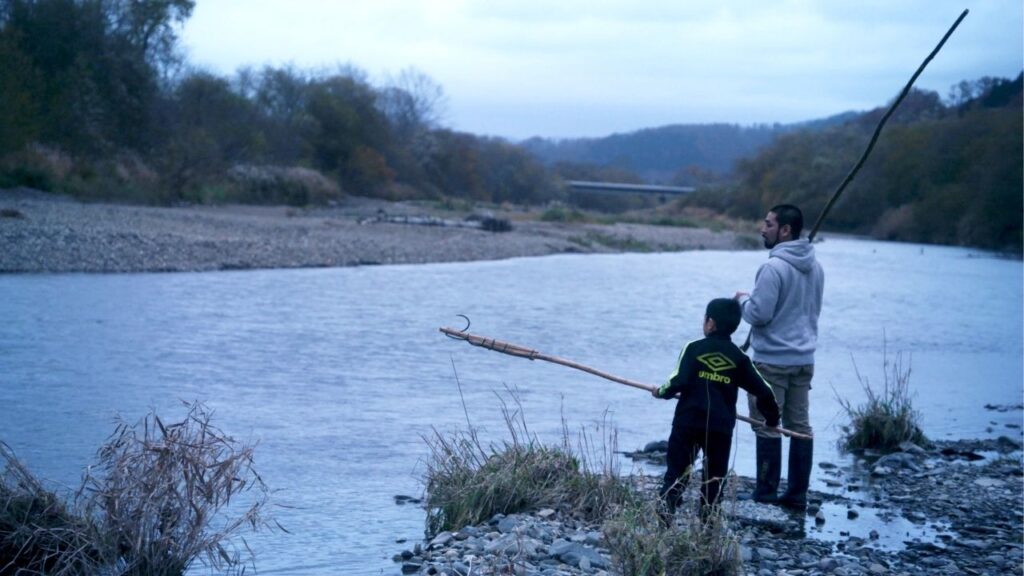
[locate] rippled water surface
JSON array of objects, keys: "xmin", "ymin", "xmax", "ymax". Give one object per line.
[{"xmin": 1, "ymin": 238, "xmax": 1021, "ymax": 574}]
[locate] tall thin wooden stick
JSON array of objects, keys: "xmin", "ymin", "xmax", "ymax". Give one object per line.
[
  {"xmin": 440, "ymin": 326, "xmax": 812, "ymax": 440},
  {"xmin": 807, "ymin": 8, "xmax": 969, "ymax": 241}
]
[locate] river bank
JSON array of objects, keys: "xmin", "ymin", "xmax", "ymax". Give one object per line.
[
  {"xmin": 394, "ymin": 436, "xmax": 1023, "ymax": 576},
  {"xmin": 0, "ymin": 188, "xmax": 756, "ymax": 273}
]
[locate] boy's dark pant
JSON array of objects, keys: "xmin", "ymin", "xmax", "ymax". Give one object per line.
[{"xmin": 661, "ymin": 426, "xmax": 732, "ymax": 514}]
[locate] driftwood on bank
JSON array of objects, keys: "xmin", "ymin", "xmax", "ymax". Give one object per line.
[
  {"xmin": 440, "ymin": 326, "xmax": 812, "ymax": 440},
  {"xmin": 360, "ymin": 210, "xmax": 512, "ymax": 232}
]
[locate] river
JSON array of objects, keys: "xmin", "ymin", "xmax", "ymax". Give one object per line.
[{"xmin": 1, "ymin": 237, "xmax": 1021, "ymax": 574}]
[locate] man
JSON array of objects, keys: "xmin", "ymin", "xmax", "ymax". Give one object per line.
[{"xmin": 735, "ymin": 204, "xmax": 824, "ymax": 509}]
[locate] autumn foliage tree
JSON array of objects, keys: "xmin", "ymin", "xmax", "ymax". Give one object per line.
[{"xmin": 690, "ymin": 79, "xmax": 1023, "ymax": 253}]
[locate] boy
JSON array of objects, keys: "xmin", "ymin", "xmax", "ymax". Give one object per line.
[{"xmin": 652, "ymin": 298, "xmax": 781, "ymax": 518}]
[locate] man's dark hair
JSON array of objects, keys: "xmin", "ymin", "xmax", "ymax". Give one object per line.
[
  {"xmin": 769, "ymin": 204, "xmax": 804, "ymax": 239},
  {"xmin": 705, "ymin": 298, "xmax": 742, "ymax": 336}
]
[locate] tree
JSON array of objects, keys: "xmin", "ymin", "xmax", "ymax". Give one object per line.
[{"xmin": 0, "ymin": 0, "xmax": 195, "ymax": 153}]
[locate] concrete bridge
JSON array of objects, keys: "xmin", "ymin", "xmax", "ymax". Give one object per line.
[{"xmin": 566, "ymin": 180, "xmax": 696, "ymax": 195}]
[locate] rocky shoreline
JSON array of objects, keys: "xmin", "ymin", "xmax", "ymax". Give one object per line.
[
  {"xmin": 394, "ymin": 437, "xmax": 1023, "ymax": 576},
  {"xmin": 0, "ymin": 188, "xmax": 755, "ymax": 274}
]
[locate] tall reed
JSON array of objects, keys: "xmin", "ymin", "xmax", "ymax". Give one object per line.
[
  {"xmin": 422, "ymin": 389, "xmax": 630, "ymax": 536},
  {"xmin": 0, "ymin": 401, "xmax": 272, "ymax": 575},
  {"xmin": 837, "ymin": 347, "xmax": 929, "ymax": 453},
  {"xmin": 603, "ymin": 483, "xmax": 742, "ymax": 576},
  {"xmin": 421, "ymin": 385, "xmax": 743, "ymax": 575}
]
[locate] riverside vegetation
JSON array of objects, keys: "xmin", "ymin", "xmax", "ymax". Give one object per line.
[
  {"xmin": 397, "ymin": 357, "xmax": 1022, "ymax": 576},
  {"xmin": 1, "ymin": 1, "xmax": 1020, "ymax": 253},
  {"xmin": 1, "ymin": 361, "xmax": 1019, "ymax": 574},
  {"xmin": 0, "ymin": 402, "xmax": 272, "ymax": 576},
  {"xmin": 416, "ymin": 389, "xmax": 745, "ymax": 576}
]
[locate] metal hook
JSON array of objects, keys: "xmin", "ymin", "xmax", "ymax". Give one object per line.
[{"xmin": 444, "ymin": 314, "xmax": 472, "ymax": 340}]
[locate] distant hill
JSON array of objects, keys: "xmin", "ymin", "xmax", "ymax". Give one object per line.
[{"xmin": 520, "ymin": 112, "xmax": 858, "ymax": 183}]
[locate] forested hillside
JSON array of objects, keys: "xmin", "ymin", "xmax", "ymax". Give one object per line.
[
  {"xmin": 0, "ymin": 0, "xmax": 1018, "ymax": 252},
  {"xmin": 0, "ymin": 0, "xmax": 559, "ymax": 206},
  {"xmin": 521, "ymin": 114, "xmax": 857, "ymax": 184},
  {"xmin": 678, "ymin": 77, "xmax": 1022, "ymax": 253}
]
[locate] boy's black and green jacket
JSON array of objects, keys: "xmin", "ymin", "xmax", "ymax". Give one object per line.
[{"xmin": 655, "ymin": 332, "xmax": 780, "ymax": 433}]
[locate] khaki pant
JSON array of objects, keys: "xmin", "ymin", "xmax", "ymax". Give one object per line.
[{"xmin": 748, "ymin": 362, "xmax": 813, "ymax": 438}]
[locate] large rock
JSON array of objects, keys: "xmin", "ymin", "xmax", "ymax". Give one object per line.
[{"xmin": 549, "ymin": 540, "xmax": 608, "ymax": 569}]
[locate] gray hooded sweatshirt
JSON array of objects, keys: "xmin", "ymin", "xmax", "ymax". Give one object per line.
[{"xmin": 741, "ymin": 238, "xmax": 824, "ymax": 366}]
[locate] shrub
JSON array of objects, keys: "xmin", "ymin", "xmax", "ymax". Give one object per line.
[
  {"xmin": 422, "ymin": 388, "xmax": 742, "ymax": 575},
  {"xmin": 0, "ymin": 144, "xmax": 73, "ymax": 191},
  {"xmin": 0, "ymin": 401, "xmax": 272, "ymax": 576},
  {"xmin": 603, "ymin": 484, "xmax": 742, "ymax": 576},
  {"xmin": 0, "ymin": 442, "xmax": 98, "ymax": 574},
  {"xmin": 539, "ymin": 204, "xmax": 589, "ymax": 223},
  {"xmin": 837, "ymin": 349, "xmax": 929, "ymax": 453},
  {"xmin": 422, "ymin": 391, "xmax": 629, "ymax": 536},
  {"xmin": 227, "ymin": 164, "xmax": 343, "ymax": 206}
]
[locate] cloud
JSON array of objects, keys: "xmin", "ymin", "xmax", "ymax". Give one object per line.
[{"xmin": 181, "ymin": 0, "xmax": 1023, "ymax": 139}]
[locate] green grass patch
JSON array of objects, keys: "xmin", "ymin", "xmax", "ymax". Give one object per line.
[{"xmin": 539, "ymin": 205, "xmax": 591, "ymax": 223}]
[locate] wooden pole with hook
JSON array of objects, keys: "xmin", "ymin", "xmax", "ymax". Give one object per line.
[{"xmin": 440, "ymin": 325, "xmax": 812, "ymax": 440}]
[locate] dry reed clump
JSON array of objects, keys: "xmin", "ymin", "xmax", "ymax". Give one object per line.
[
  {"xmin": 422, "ymin": 388, "xmax": 744, "ymax": 575},
  {"xmin": 0, "ymin": 442, "xmax": 98, "ymax": 574},
  {"xmin": 837, "ymin": 349, "xmax": 929, "ymax": 453},
  {"xmin": 227, "ymin": 164, "xmax": 342, "ymax": 206},
  {"xmin": 0, "ymin": 401, "xmax": 272, "ymax": 576},
  {"xmin": 0, "ymin": 144, "xmax": 75, "ymax": 191},
  {"xmin": 602, "ymin": 482, "xmax": 743, "ymax": 576},
  {"xmin": 422, "ymin": 392, "xmax": 630, "ymax": 537}
]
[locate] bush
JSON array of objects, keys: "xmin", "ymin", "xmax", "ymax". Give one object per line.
[
  {"xmin": 422, "ymin": 391, "xmax": 629, "ymax": 536},
  {"xmin": 226, "ymin": 164, "xmax": 343, "ymax": 206},
  {"xmin": 422, "ymin": 388, "xmax": 742, "ymax": 575},
  {"xmin": 0, "ymin": 442, "xmax": 97, "ymax": 574},
  {"xmin": 0, "ymin": 401, "xmax": 272, "ymax": 576},
  {"xmin": 837, "ymin": 349, "xmax": 929, "ymax": 453},
  {"xmin": 603, "ymin": 484, "xmax": 742, "ymax": 576},
  {"xmin": 539, "ymin": 204, "xmax": 589, "ymax": 223},
  {"xmin": 0, "ymin": 144, "xmax": 73, "ymax": 191}
]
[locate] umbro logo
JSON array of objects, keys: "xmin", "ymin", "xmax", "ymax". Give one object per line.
[{"xmin": 697, "ymin": 352, "xmax": 736, "ymax": 373}]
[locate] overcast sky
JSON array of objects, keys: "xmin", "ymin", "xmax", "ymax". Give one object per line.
[{"xmin": 180, "ymin": 1, "xmax": 1023, "ymax": 141}]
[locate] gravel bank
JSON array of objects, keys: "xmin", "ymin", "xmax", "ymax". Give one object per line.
[
  {"xmin": 395, "ymin": 436, "xmax": 1023, "ymax": 576},
  {"xmin": 0, "ymin": 189, "xmax": 756, "ymax": 274}
]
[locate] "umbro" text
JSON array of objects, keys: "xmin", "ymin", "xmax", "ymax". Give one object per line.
[{"xmin": 699, "ymin": 370, "xmax": 732, "ymax": 384}]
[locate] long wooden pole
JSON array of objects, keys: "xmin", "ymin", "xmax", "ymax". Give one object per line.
[
  {"xmin": 806, "ymin": 8, "xmax": 969, "ymax": 242},
  {"xmin": 440, "ymin": 326, "xmax": 812, "ymax": 440}
]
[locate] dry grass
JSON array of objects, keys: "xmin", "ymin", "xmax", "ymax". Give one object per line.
[
  {"xmin": 603, "ymin": 482, "xmax": 743, "ymax": 576},
  {"xmin": 422, "ymin": 384, "xmax": 743, "ymax": 575},
  {"xmin": 422, "ymin": 387, "xmax": 630, "ymax": 536},
  {"xmin": 226, "ymin": 164, "xmax": 342, "ymax": 206},
  {"xmin": 0, "ymin": 401, "xmax": 272, "ymax": 576},
  {"xmin": 837, "ymin": 348, "xmax": 929, "ymax": 453}
]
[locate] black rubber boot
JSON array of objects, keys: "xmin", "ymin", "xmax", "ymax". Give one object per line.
[
  {"xmin": 742, "ymin": 436, "xmax": 781, "ymax": 503},
  {"xmin": 777, "ymin": 437, "xmax": 813, "ymax": 509}
]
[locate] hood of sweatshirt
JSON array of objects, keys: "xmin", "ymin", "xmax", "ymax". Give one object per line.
[{"xmin": 769, "ymin": 238, "xmax": 817, "ymax": 273}]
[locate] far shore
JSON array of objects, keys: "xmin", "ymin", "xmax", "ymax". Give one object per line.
[{"xmin": 0, "ymin": 188, "xmax": 759, "ymax": 274}]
